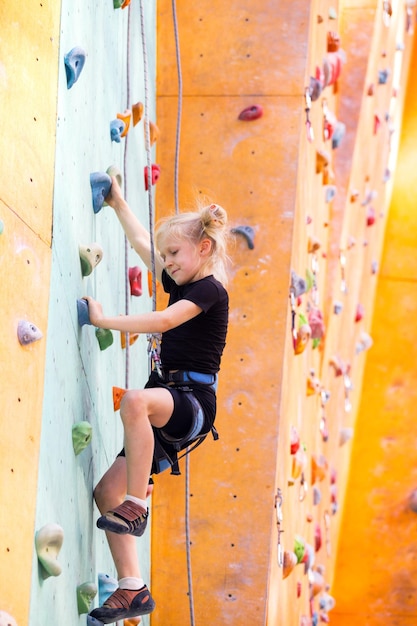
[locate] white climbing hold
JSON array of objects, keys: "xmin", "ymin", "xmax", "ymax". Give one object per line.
[
  {"xmin": 0, "ymin": 611, "xmax": 18, "ymax": 626},
  {"xmin": 35, "ymin": 523, "xmax": 64, "ymax": 579}
]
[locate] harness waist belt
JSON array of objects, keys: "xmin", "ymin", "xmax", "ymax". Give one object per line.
[{"xmin": 165, "ymin": 370, "xmax": 216, "ymax": 385}]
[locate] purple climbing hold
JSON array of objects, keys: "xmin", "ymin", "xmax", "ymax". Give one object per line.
[
  {"xmin": 17, "ymin": 320, "xmax": 43, "ymax": 345},
  {"xmin": 231, "ymin": 225, "xmax": 255, "ymax": 249},
  {"xmin": 90, "ymin": 172, "xmax": 112, "ymax": 214},
  {"xmin": 77, "ymin": 299, "xmax": 92, "ymax": 326},
  {"xmin": 64, "ymin": 46, "xmax": 86, "ymax": 89}
]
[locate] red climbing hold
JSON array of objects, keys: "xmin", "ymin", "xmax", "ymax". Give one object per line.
[
  {"xmin": 144, "ymin": 164, "xmax": 161, "ymax": 191},
  {"xmin": 129, "ymin": 266, "xmax": 142, "ymax": 297},
  {"xmin": 238, "ymin": 105, "xmax": 263, "ymax": 121}
]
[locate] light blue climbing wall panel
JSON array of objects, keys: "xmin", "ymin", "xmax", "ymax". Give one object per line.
[{"xmin": 30, "ymin": 1, "xmax": 157, "ymax": 624}]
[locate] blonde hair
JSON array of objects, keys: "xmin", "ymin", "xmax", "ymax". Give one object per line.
[{"xmin": 155, "ymin": 203, "xmax": 230, "ymax": 285}]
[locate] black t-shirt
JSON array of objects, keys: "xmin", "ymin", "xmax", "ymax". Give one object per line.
[{"xmin": 160, "ymin": 271, "xmax": 229, "ymax": 374}]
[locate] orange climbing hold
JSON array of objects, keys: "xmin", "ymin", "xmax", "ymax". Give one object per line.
[
  {"xmin": 113, "ymin": 387, "xmax": 127, "ymax": 412},
  {"xmin": 117, "ymin": 109, "xmax": 132, "ymax": 137},
  {"xmin": 149, "ymin": 121, "xmax": 160, "ymax": 146},
  {"xmin": 120, "ymin": 332, "xmax": 140, "ymax": 350},
  {"xmin": 132, "ymin": 102, "xmax": 144, "ymax": 126}
]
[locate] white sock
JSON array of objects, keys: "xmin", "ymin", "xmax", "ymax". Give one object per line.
[
  {"xmin": 125, "ymin": 494, "xmax": 148, "ymax": 510},
  {"xmin": 118, "ymin": 576, "xmax": 144, "ymax": 590}
]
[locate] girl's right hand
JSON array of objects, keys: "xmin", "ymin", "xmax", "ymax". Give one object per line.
[
  {"xmin": 104, "ymin": 176, "xmax": 126, "ymax": 211},
  {"xmin": 83, "ymin": 296, "xmax": 105, "ymax": 327}
]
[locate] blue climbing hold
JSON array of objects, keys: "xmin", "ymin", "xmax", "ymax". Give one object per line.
[
  {"xmin": 98, "ymin": 572, "xmax": 118, "ymax": 606},
  {"xmin": 231, "ymin": 225, "xmax": 255, "ymax": 250},
  {"xmin": 64, "ymin": 46, "xmax": 86, "ymax": 89},
  {"xmin": 86, "ymin": 616, "xmax": 103, "ymax": 626},
  {"xmin": 110, "ymin": 119, "xmax": 126, "ymax": 143},
  {"xmin": 90, "ymin": 172, "xmax": 112, "ymax": 214},
  {"xmin": 77, "ymin": 299, "xmax": 91, "ymax": 326}
]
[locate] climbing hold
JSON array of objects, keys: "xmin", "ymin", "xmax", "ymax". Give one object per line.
[
  {"xmin": 90, "ymin": 172, "xmax": 112, "ymax": 214},
  {"xmin": 79, "ymin": 243, "xmax": 103, "ymax": 277},
  {"xmin": 110, "ymin": 119, "xmax": 126, "ymax": 143},
  {"xmin": 312, "ymin": 485, "xmax": 321, "ymax": 505},
  {"xmin": 308, "ymin": 308, "xmax": 325, "ymax": 340},
  {"xmin": 316, "ymin": 148, "xmax": 331, "ymax": 175},
  {"xmin": 314, "ymin": 523, "xmax": 322, "ymax": 552},
  {"xmin": 339, "ymin": 427, "xmax": 353, "ymax": 446},
  {"xmin": 378, "ymin": 69, "xmax": 390, "ymax": 84},
  {"xmin": 310, "ymin": 569, "xmax": 325, "ymax": 597},
  {"xmin": 77, "ymin": 298, "xmax": 92, "ymax": 326},
  {"xmin": 290, "ymin": 270, "xmax": 307, "ymax": 298},
  {"xmin": 129, "ymin": 266, "xmax": 142, "ymax": 297},
  {"xmin": 231, "ymin": 225, "xmax": 255, "ymax": 250},
  {"xmin": 98, "ymin": 572, "xmax": 118, "ymax": 606},
  {"xmin": 121, "ymin": 331, "xmax": 140, "ymax": 349},
  {"xmin": 307, "ymin": 371, "xmax": 321, "ymax": 396},
  {"xmin": 355, "ymin": 331, "xmax": 373, "ymax": 353},
  {"xmin": 290, "ymin": 426, "xmax": 300, "ymax": 455},
  {"xmin": 149, "ymin": 121, "xmax": 160, "ymax": 146},
  {"xmin": 117, "ymin": 109, "xmax": 132, "ymax": 137},
  {"xmin": 294, "ymin": 536, "xmax": 306, "ymax": 563},
  {"xmin": 311, "ymin": 454, "xmax": 328, "ymax": 484},
  {"xmin": 113, "ymin": 387, "xmax": 126, "ymax": 411},
  {"xmin": 290, "ymin": 447, "xmax": 307, "ymax": 482},
  {"xmin": 95, "ymin": 328, "xmax": 113, "ymax": 351},
  {"xmin": 374, "ymin": 113, "xmax": 382, "ymax": 134},
  {"xmin": 0, "ymin": 611, "xmax": 17, "ymax": 626},
  {"xmin": 294, "ymin": 317, "xmax": 311, "ymax": 355},
  {"xmin": 328, "ymin": 6, "xmax": 337, "ymax": 19},
  {"xmin": 327, "ymin": 31, "xmax": 340, "ymax": 52},
  {"xmin": 144, "ymin": 164, "xmax": 161, "ymax": 191},
  {"xmin": 322, "ymin": 51, "xmax": 344, "ymax": 87},
  {"xmin": 72, "ymin": 421, "xmax": 93, "ymax": 455},
  {"xmin": 238, "ymin": 105, "xmax": 263, "ymax": 121},
  {"xmin": 124, "ymin": 618, "xmax": 141, "ymax": 626},
  {"xmin": 307, "ymin": 236, "xmax": 321, "ymax": 253},
  {"xmin": 77, "ymin": 582, "xmax": 98, "ymax": 614},
  {"xmin": 64, "ymin": 47, "xmax": 86, "ymax": 89},
  {"xmin": 121, "ymin": 0, "xmax": 131, "ymax": 8},
  {"xmin": 333, "ymin": 301, "xmax": 343, "ymax": 315},
  {"xmin": 282, "ymin": 551, "xmax": 298, "ymax": 579},
  {"xmin": 17, "ymin": 320, "xmax": 43, "ymax": 345},
  {"xmin": 319, "ymin": 591, "xmax": 336, "ymax": 612},
  {"xmin": 87, "ymin": 616, "xmax": 104, "ymax": 626},
  {"xmin": 366, "ymin": 206, "xmax": 376, "ymax": 226},
  {"xmin": 324, "ymin": 185, "xmax": 337, "ymax": 203},
  {"xmin": 331, "ymin": 121, "xmax": 345, "ymax": 149},
  {"xmin": 0, "ymin": 219, "xmax": 4, "ymax": 234},
  {"xmin": 309, "ymin": 76, "xmax": 323, "ymax": 102},
  {"xmin": 329, "ymin": 355, "xmax": 349, "ymax": 377},
  {"xmin": 113, "ymin": 0, "xmax": 123, "ymax": 7},
  {"xmin": 132, "ymin": 102, "xmax": 144, "ymax": 126},
  {"xmin": 35, "ymin": 523, "xmax": 64, "ymax": 579},
  {"xmin": 367, "ymin": 83, "xmax": 375, "ymax": 96},
  {"xmin": 355, "ymin": 303, "xmax": 364, "ymax": 323}
]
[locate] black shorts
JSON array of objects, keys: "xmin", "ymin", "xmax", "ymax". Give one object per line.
[{"xmin": 117, "ymin": 370, "xmax": 216, "ymax": 457}]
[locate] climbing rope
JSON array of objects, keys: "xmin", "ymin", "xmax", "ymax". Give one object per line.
[
  {"xmin": 123, "ymin": 3, "xmax": 133, "ymax": 390},
  {"xmin": 171, "ymin": 0, "xmax": 183, "ymax": 214}
]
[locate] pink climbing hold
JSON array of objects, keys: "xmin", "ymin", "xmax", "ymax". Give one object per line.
[
  {"xmin": 144, "ymin": 164, "xmax": 161, "ymax": 191},
  {"xmin": 129, "ymin": 266, "xmax": 142, "ymax": 297},
  {"xmin": 238, "ymin": 105, "xmax": 263, "ymax": 121}
]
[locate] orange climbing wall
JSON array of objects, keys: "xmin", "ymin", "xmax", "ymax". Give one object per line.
[
  {"xmin": 0, "ymin": 2, "xmax": 60, "ymax": 623},
  {"xmin": 331, "ymin": 23, "xmax": 417, "ymax": 626},
  {"xmin": 152, "ymin": 1, "xmax": 416, "ymax": 625}
]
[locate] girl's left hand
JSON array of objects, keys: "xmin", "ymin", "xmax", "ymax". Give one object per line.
[{"xmin": 83, "ymin": 296, "xmax": 105, "ymax": 327}]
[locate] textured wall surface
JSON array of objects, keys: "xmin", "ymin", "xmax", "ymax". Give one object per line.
[{"xmin": 1, "ymin": 1, "xmax": 156, "ymax": 624}]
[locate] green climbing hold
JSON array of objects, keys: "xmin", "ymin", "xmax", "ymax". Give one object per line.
[{"xmin": 96, "ymin": 328, "xmax": 114, "ymax": 351}]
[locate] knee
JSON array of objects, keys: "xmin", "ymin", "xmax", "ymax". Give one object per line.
[
  {"xmin": 93, "ymin": 473, "xmax": 121, "ymax": 513},
  {"xmin": 120, "ymin": 389, "xmax": 148, "ymax": 425}
]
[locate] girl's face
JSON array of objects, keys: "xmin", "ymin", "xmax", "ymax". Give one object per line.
[{"xmin": 159, "ymin": 235, "xmax": 210, "ymax": 285}]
